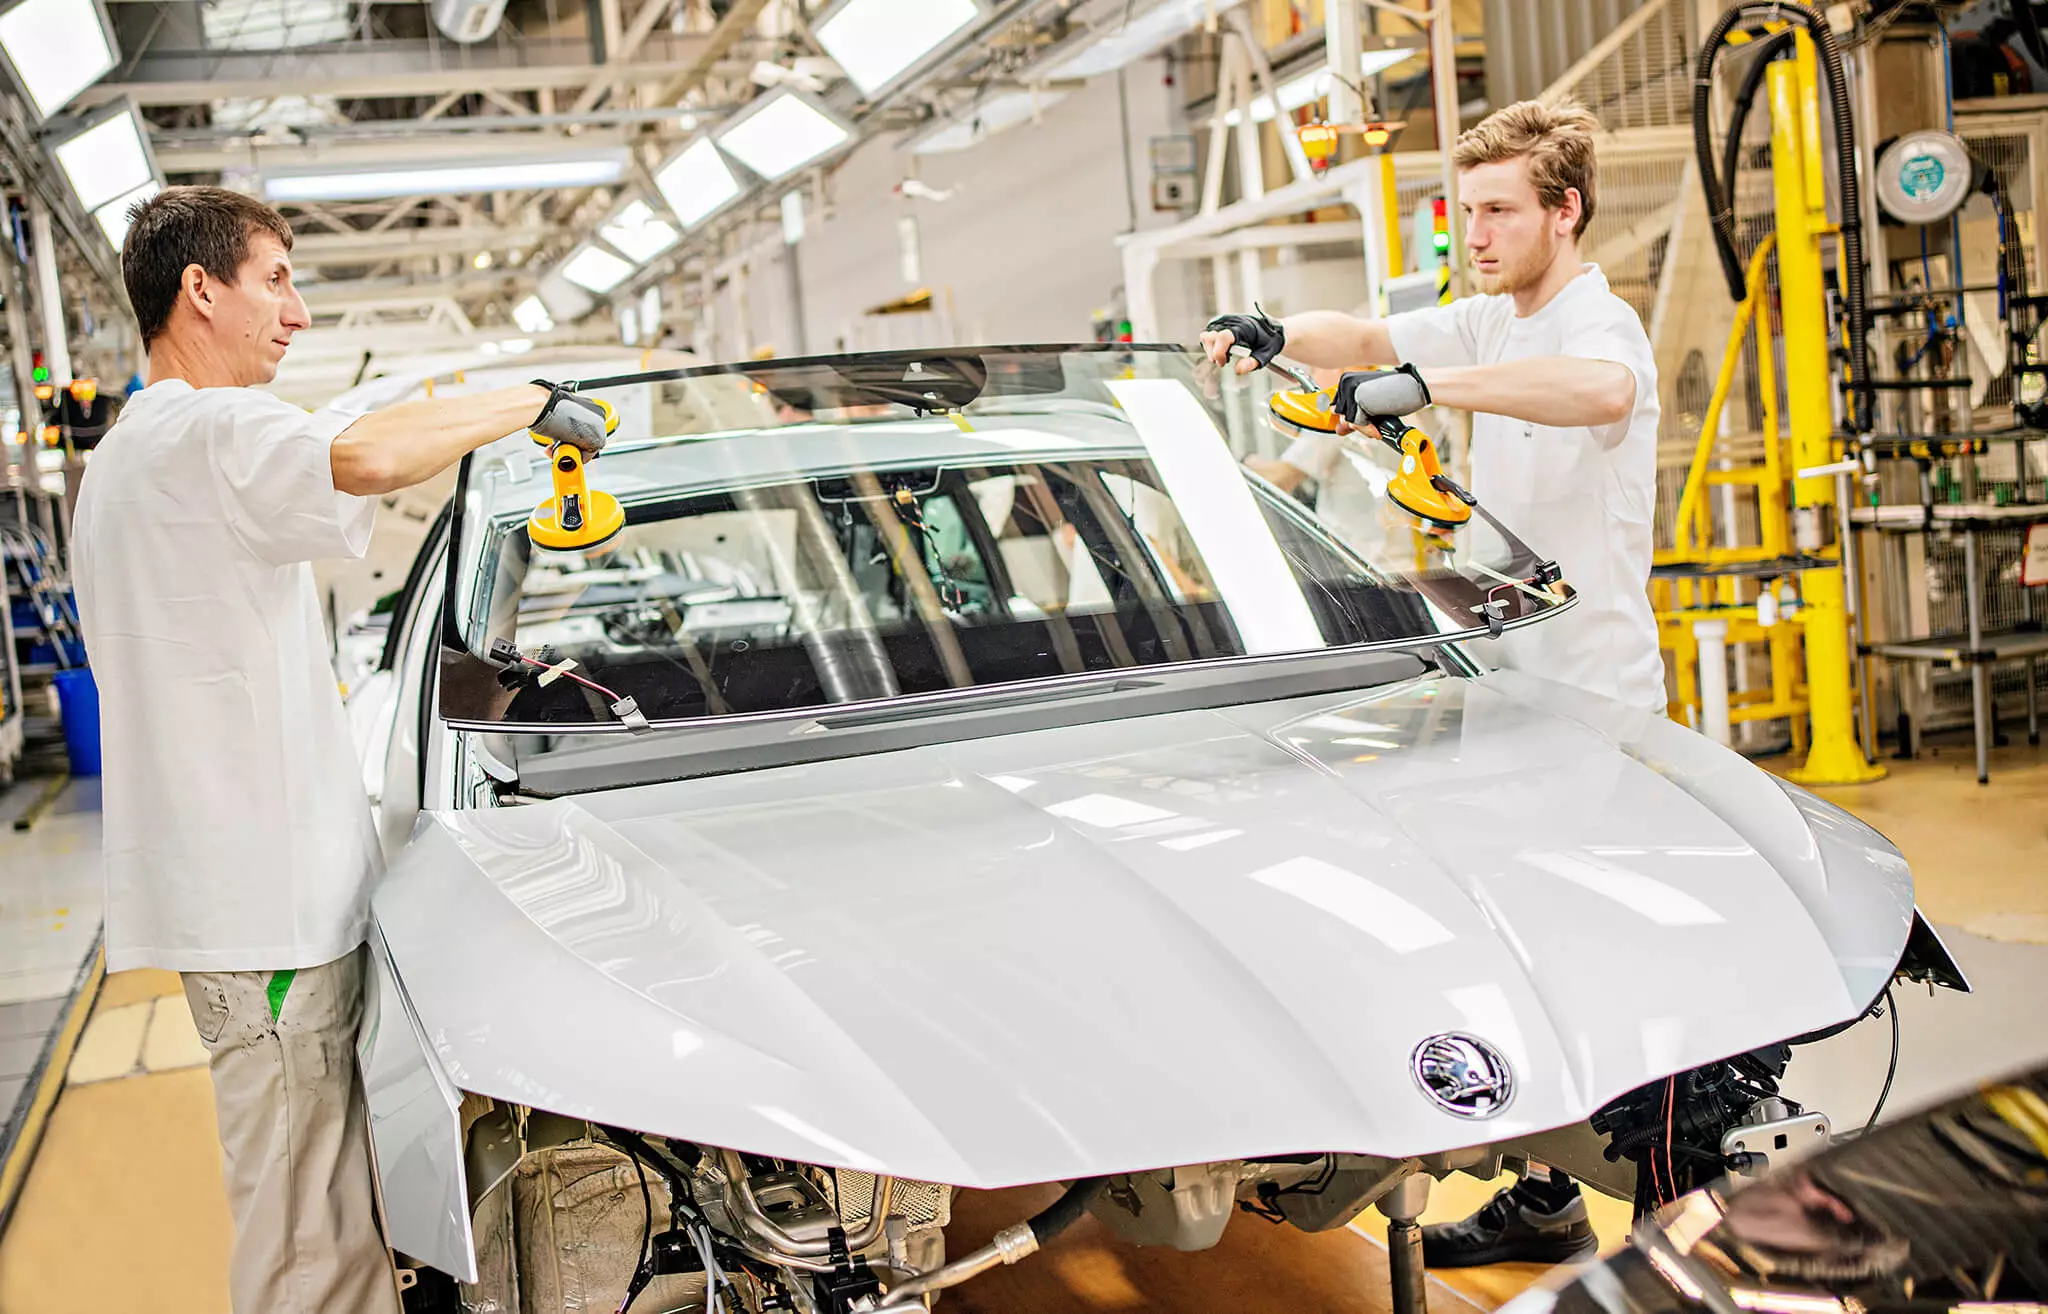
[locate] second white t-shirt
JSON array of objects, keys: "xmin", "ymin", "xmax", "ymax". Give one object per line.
[
  {"xmin": 73, "ymin": 379, "xmax": 382, "ymax": 972},
  {"xmin": 1286, "ymin": 264, "xmax": 1664, "ymax": 711}
]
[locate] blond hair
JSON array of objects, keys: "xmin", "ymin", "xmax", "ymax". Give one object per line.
[{"xmin": 1452, "ymin": 97, "xmax": 1600, "ymax": 238}]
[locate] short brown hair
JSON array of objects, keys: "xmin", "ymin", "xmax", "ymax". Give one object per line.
[
  {"xmin": 121, "ymin": 185, "xmax": 294, "ymax": 346},
  {"xmin": 1452, "ymin": 97, "xmax": 1600, "ymax": 238}
]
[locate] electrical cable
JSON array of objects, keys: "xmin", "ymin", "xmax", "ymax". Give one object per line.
[
  {"xmin": 691, "ymin": 1217, "xmax": 726, "ymax": 1314},
  {"xmin": 1864, "ymin": 985, "xmax": 1901, "ymax": 1133},
  {"xmin": 1651, "ymin": 1076, "xmax": 1676, "ymax": 1206},
  {"xmin": 517, "ymin": 652, "xmax": 624, "ymax": 703},
  {"xmin": 617, "ymin": 1154, "xmax": 656, "ymax": 1314}
]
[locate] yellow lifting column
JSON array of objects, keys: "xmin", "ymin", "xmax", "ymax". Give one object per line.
[{"xmin": 1770, "ymin": 32, "xmax": 1884, "ymax": 784}]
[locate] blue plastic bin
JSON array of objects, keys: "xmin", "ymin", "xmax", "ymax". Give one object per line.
[{"xmin": 52, "ymin": 667, "xmax": 101, "ymax": 776}]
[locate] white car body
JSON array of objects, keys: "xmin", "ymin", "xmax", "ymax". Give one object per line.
[{"xmin": 345, "ymin": 347, "xmax": 1964, "ymax": 1309}]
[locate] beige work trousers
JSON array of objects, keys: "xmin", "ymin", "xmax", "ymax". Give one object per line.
[{"xmin": 181, "ymin": 945, "xmax": 404, "ymax": 1314}]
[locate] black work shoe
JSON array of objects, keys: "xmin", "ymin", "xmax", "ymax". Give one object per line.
[{"xmin": 1419, "ymin": 1182, "xmax": 1598, "ymax": 1268}]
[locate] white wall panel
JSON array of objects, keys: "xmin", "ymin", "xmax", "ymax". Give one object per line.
[{"xmin": 762, "ymin": 71, "xmax": 1204, "ymax": 354}]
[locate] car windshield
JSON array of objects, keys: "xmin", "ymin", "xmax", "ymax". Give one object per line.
[{"xmin": 439, "ymin": 345, "xmax": 1568, "ymax": 730}]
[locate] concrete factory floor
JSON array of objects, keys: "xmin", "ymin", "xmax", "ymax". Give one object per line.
[{"xmin": 0, "ymin": 736, "xmax": 2043, "ymax": 1314}]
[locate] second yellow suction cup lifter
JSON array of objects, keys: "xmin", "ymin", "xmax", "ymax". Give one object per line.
[
  {"xmin": 1381, "ymin": 425, "xmax": 1474, "ymax": 529},
  {"xmin": 526, "ymin": 383, "xmax": 624, "ymax": 552}
]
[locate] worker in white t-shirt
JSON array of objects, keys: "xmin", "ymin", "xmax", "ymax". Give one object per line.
[
  {"xmin": 71, "ymin": 186, "xmax": 612, "ymax": 1314},
  {"xmin": 1204, "ymin": 97, "xmax": 1661, "ymax": 1266},
  {"xmin": 1207, "ymin": 96, "xmax": 1662, "ymax": 720}
]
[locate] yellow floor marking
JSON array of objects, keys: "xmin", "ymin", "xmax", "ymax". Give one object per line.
[{"xmin": 0, "ymin": 945, "xmax": 101, "ymax": 1232}]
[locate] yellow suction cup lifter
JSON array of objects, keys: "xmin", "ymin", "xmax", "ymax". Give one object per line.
[
  {"xmin": 1381, "ymin": 422, "xmax": 1474, "ymax": 530},
  {"xmin": 528, "ymin": 404, "xmax": 625, "ymax": 551},
  {"xmin": 1266, "ymin": 386, "xmax": 1475, "ymax": 529},
  {"xmin": 1267, "ymin": 385, "xmax": 1341, "ymax": 436}
]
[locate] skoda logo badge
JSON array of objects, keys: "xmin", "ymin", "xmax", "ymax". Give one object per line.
[{"xmin": 1412, "ymin": 1033, "xmax": 1514, "ymax": 1118}]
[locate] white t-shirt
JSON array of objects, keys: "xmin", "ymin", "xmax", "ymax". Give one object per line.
[
  {"xmin": 1287, "ymin": 265, "xmax": 1664, "ymax": 711},
  {"xmin": 72, "ymin": 379, "xmax": 382, "ymax": 972}
]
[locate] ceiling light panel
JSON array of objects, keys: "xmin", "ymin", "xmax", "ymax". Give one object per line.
[
  {"xmin": 263, "ymin": 153, "xmax": 627, "ymax": 202},
  {"xmin": 814, "ymin": 0, "xmax": 981, "ymax": 96},
  {"xmin": 714, "ymin": 90, "xmax": 853, "ymax": 182},
  {"xmin": 537, "ymin": 270, "xmax": 596, "ymax": 323},
  {"xmin": 0, "ymin": 0, "xmax": 117, "ymax": 121},
  {"xmin": 53, "ymin": 104, "xmax": 155, "ymax": 214},
  {"xmin": 560, "ymin": 244, "xmax": 635, "ymax": 294},
  {"xmin": 201, "ymin": 0, "xmax": 350, "ymax": 50},
  {"xmin": 1039, "ymin": 0, "xmax": 1245, "ymax": 81},
  {"xmin": 912, "ymin": 89, "xmax": 1067, "ymax": 154},
  {"xmin": 654, "ymin": 137, "xmax": 744, "ymax": 228},
  {"xmin": 599, "ymin": 199, "xmax": 681, "ymax": 264},
  {"xmin": 94, "ymin": 179, "xmax": 159, "ymax": 249}
]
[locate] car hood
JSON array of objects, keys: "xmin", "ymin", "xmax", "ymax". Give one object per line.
[{"xmin": 373, "ymin": 668, "xmax": 1913, "ymax": 1188}]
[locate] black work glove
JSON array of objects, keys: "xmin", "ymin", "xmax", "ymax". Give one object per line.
[
  {"xmin": 1202, "ymin": 306, "xmax": 1287, "ymax": 369},
  {"xmin": 1333, "ymin": 363, "xmax": 1431, "ymax": 425},
  {"xmin": 528, "ymin": 380, "xmax": 618, "ymax": 455}
]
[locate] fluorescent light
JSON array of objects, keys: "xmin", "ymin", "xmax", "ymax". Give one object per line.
[
  {"xmin": 912, "ymin": 88, "xmax": 1067, "ymax": 154},
  {"xmin": 598, "ymin": 199, "xmax": 680, "ymax": 264},
  {"xmin": 814, "ymin": 0, "xmax": 980, "ymax": 96},
  {"xmin": 262, "ymin": 153, "xmax": 627, "ymax": 202},
  {"xmin": 653, "ymin": 137, "xmax": 744, "ymax": 228},
  {"xmin": 560, "ymin": 244, "xmax": 634, "ymax": 294},
  {"xmin": 714, "ymin": 90, "xmax": 853, "ymax": 182},
  {"xmin": 1223, "ymin": 54, "xmax": 1416, "ymax": 125},
  {"xmin": 0, "ymin": 0, "xmax": 118, "ymax": 121},
  {"xmin": 52, "ymin": 104, "xmax": 155, "ymax": 214},
  {"xmin": 93, "ymin": 179, "xmax": 159, "ymax": 249},
  {"xmin": 1039, "ymin": 0, "xmax": 1245, "ymax": 81},
  {"xmin": 512, "ymin": 295, "xmax": 553, "ymax": 334}
]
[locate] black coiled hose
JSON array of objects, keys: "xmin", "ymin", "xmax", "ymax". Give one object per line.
[
  {"xmin": 1717, "ymin": 28, "xmax": 1796, "ymax": 261},
  {"xmin": 1693, "ymin": 2, "xmax": 1874, "ymax": 433}
]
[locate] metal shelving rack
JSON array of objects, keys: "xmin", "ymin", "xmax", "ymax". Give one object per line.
[
  {"xmin": 1850, "ymin": 295, "xmax": 2048, "ymax": 783},
  {"xmin": 0, "ymin": 481, "xmax": 75, "ymax": 786}
]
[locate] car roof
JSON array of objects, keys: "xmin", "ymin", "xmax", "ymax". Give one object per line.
[{"xmin": 472, "ymin": 408, "xmax": 1149, "ymax": 517}]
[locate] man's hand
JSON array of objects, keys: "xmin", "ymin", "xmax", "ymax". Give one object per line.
[
  {"xmin": 1333, "ymin": 364, "xmax": 1431, "ymax": 429},
  {"xmin": 529, "ymin": 381, "xmax": 617, "ymax": 455},
  {"xmin": 1201, "ymin": 308, "xmax": 1286, "ymax": 374}
]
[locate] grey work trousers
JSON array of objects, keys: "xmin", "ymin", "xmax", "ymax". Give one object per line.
[{"xmin": 181, "ymin": 945, "xmax": 405, "ymax": 1314}]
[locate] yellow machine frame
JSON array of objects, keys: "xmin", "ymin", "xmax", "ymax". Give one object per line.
[{"xmin": 1655, "ymin": 29, "xmax": 1883, "ymax": 782}]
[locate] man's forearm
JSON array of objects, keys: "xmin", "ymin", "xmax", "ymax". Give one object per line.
[
  {"xmin": 330, "ymin": 384, "xmax": 548, "ymax": 495},
  {"xmin": 1277, "ymin": 311, "xmax": 1399, "ymax": 370},
  {"xmin": 1424, "ymin": 357, "xmax": 1635, "ymax": 430}
]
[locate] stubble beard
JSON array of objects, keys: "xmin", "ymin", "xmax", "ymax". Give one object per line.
[{"xmin": 1475, "ymin": 228, "xmax": 1561, "ymax": 296}]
